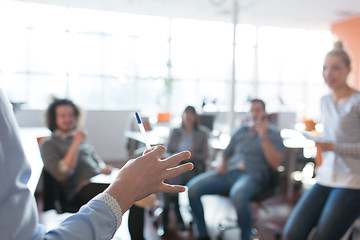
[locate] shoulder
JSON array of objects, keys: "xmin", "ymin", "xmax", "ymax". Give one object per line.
[
  {"xmin": 41, "ymin": 136, "xmax": 56, "ymax": 147},
  {"xmin": 171, "ymin": 127, "xmax": 182, "ymax": 135},
  {"xmin": 39, "ymin": 137, "xmax": 60, "ymax": 157},
  {"xmin": 228, "ymin": 125, "xmax": 249, "ymax": 140},
  {"xmin": 352, "ymin": 91, "xmax": 360, "ymax": 103},
  {"xmin": 235, "ymin": 124, "xmax": 249, "ymax": 134},
  {"xmin": 320, "ymin": 94, "xmax": 332, "ymax": 106},
  {"xmin": 168, "ymin": 127, "xmax": 182, "ymax": 140},
  {"xmin": 40, "ymin": 135, "xmax": 63, "ymax": 150},
  {"xmin": 174, "ymin": 127, "xmax": 182, "ymax": 132}
]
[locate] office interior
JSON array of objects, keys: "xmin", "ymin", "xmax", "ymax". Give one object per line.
[{"xmin": 1, "ymin": 0, "xmax": 360, "ymax": 239}]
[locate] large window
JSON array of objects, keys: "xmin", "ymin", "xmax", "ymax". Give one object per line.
[
  {"xmin": 0, "ymin": 1, "xmax": 333, "ymax": 121},
  {"xmin": 255, "ymin": 27, "xmax": 332, "ymax": 118},
  {"xmin": 170, "ymin": 19, "xmax": 233, "ymax": 114}
]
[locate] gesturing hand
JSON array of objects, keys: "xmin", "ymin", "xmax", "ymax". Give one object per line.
[
  {"xmin": 255, "ymin": 115, "xmax": 269, "ymax": 140},
  {"xmin": 73, "ymin": 130, "xmax": 86, "ymax": 146},
  {"xmin": 105, "ymin": 145, "xmax": 193, "ymax": 212}
]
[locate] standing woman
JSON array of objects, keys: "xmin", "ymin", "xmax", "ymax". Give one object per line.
[
  {"xmin": 284, "ymin": 42, "xmax": 360, "ymax": 240},
  {"xmin": 158, "ymin": 106, "xmax": 209, "ymax": 237}
]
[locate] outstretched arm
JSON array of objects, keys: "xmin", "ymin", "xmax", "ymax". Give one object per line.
[
  {"xmin": 44, "ymin": 146, "xmax": 193, "ymax": 240},
  {"xmin": 0, "ymin": 88, "xmax": 193, "ymax": 240}
]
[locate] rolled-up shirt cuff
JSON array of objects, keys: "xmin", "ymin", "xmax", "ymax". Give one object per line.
[{"xmin": 93, "ymin": 193, "xmax": 123, "ymax": 229}]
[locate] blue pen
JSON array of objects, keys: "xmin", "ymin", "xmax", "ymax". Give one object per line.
[{"xmin": 135, "ymin": 112, "xmax": 151, "ymax": 149}]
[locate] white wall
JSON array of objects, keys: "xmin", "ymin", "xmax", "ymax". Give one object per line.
[
  {"xmin": 15, "ymin": 109, "xmax": 45, "ymax": 127},
  {"xmin": 83, "ymin": 110, "xmax": 135, "ymax": 161},
  {"xmin": 15, "ymin": 109, "xmax": 136, "ymax": 161}
]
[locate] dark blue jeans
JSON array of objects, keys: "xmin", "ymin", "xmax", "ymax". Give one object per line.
[
  {"xmin": 187, "ymin": 169, "xmax": 262, "ymax": 240},
  {"xmin": 283, "ymin": 183, "xmax": 360, "ymax": 240}
]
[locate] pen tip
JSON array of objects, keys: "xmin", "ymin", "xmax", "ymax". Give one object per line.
[{"xmin": 135, "ymin": 112, "xmax": 141, "ymax": 124}]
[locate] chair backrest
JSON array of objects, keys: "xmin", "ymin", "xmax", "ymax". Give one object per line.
[
  {"xmin": 199, "ymin": 113, "xmax": 215, "ymax": 131},
  {"xmin": 157, "ymin": 112, "xmax": 171, "ymax": 123}
]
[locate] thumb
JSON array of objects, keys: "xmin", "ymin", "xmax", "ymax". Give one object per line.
[{"xmin": 143, "ymin": 146, "xmax": 156, "ymax": 155}]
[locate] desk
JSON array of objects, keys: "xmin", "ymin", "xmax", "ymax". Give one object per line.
[
  {"xmin": 209, "ymin": 133, "xmax": 231, "ymax": 151},
  {"xmin": 125, "ymin": 126, "xmax": 230, "ymax": 159},
  {"xmin": 90, "ymin": 168, "xmax": 120, "ymax": 185},
  {"xmin": 19, "ymin": 127, "xmax": 51, "ymax": 194},
  {"xmin": 124, "ymin": 126, "xmax": 170, "ymax": 146}
]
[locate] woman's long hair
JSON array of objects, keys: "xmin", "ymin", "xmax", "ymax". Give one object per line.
[{"xmin": 181, "ymin": 105, "xmax": 199, "ymax": 131}]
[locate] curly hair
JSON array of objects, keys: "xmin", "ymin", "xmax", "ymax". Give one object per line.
[{"xmin": 45, "ymin": 98, "xmax": 80, "ymax": 132}]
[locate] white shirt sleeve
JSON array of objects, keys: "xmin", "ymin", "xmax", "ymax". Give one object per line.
[{"xmin": 335, "ymin": 143, "xmax": 360, "ymax": 158}]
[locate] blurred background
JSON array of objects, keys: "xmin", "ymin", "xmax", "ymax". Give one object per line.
[{"xmin": 1, "ymin": 0, "xmax": 359, "ymax": 161}]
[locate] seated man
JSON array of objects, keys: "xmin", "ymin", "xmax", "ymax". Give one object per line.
[
  {"xmin": 40, "ymin": 98, "xmax": 113, "ymax": 207},
  {"xmin": 187, "ymin": 99, "xmax": 285, "ymax": 240},
  {"xmin": 40, "ymin": 98, "xmax": 147, "ymax": 240},
  {"xmin": 0, "ymin": 87, "xmax": 194, "ymax": 240}
]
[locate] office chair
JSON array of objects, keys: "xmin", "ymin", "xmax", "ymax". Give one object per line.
[
  {"xmin": 199, "ymin": 113, "xmax": 216, "ymax": 132},
  {"xmin": 42, "ymin": 169, "xmax": 79, "ymax": 214},
  {"xmin": 217, "ymin": 170, "xmax": 282, "ymax": 240}
]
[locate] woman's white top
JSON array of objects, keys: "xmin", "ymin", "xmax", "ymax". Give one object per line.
[{"xmin": 316, "ymin": 91, "xmax": 360, "ymax": 189}]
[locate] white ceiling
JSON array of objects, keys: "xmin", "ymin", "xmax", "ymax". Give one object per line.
[{"xmin": 17, "ymin": 0, "xmax": 360, "ymax": 29}]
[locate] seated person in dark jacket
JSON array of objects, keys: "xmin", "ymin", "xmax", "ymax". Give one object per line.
[
  {"xmin": 40, "ymin": 98, "xmax": 113, "ymax": 207},
  {"xmin": 187, "ymin": 99, "xmax": 285, "ymax": 240},
  {"xmin": 159, "ymin": 106, "xmax": 209, "ymax": 236}
]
